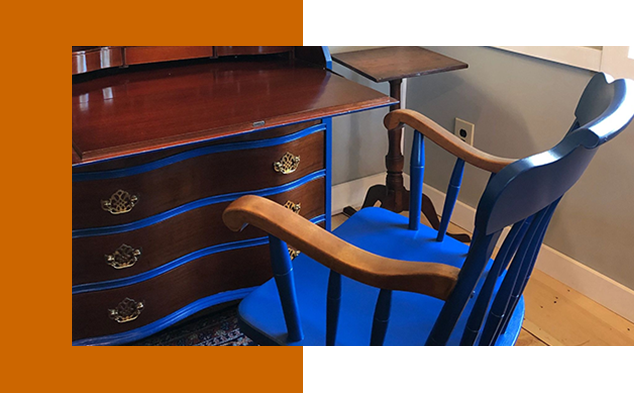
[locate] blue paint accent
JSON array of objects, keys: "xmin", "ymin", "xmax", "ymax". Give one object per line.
[
  {"xmin": 370, "ymin": 289, "xmax": 392, "ymax": 346},
  {"xmin": 322, "ymin": 114, "xmax": 338, "ymax": 345},
  {"xmin": 73, "ymin": 124, "xmax": 326, "ymax": 181},
  {"xmin": 238, "ymin": 208, "xmax": 522, "ymax": 346},
  {"xmin": 268, "ymin": 235, "xmax": 304, "ymax": 342},
  {"xmin": 477, "ymin": 206, "xmax": 552, "ymax": 346},
  {"xmin": 408, "ymin": 131, "xmax": 424, "ymax": 230},
  {"xmin": 325, "ymin": 270, "xmax": 341, "ymax": 346},
  {"xmin": 476, "ymin": 73, "xmax": 633, "ymax": 236},
  {"xmin": 72, "ymin": 287, "xmax": 256, "ymax": 346},
  {"xmin": 322, "ymin": 46, "xmax": 333, "ymax": 70},
  {"xmin": 497, "ymin": 200, "xmax": 560, "ymax": 339},
  {"xmin": 426, "ymin": 229, "xmax": 501, "ymax": 346},
  {"xmin": 72, "ymin": 216, "xmax": 325, "ymax": 294},
  {"xmin": 323, "ymin": 117, "xmax": 333, "ymax": 231},
  {"xmin": 73, "ymin": 238, "xmax": 267, "ymax": 295},
  {"xmin": 72, "ymin": 171, "xmax": 325, "ymax": 238},
  {"xmin": 436, "ymin": 158, "xmax": 465, "ymax": 242},
  {"xmin": 460, "ymin": 215, "xmax": 542, "ymax": 353},
  {"xmin": 499, "ymin": 217, "xmax": 533, "ymax": 275}
]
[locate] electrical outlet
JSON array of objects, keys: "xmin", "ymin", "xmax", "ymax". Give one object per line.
[{"xmin": 454, "ymin": 118, "xmax": 475, "ymax": 146}]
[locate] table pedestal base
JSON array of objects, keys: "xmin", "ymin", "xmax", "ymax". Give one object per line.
[{"xmin": 343, "ymin": 185, "xmax": 472, "ymax": 244}]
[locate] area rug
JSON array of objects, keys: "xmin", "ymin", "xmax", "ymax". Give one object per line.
[{"xmin": 130, "ymin": 305, "xmax": 256, "ymax": 346}]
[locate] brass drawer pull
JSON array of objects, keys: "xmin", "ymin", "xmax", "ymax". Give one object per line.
[
  {"xmin": 105, "ymin": 244, "xmax": 141, "ymax": 270},
  {"xmin": 284, "ymin": 201, "xmax": 302, "ymax": 260},
  {"xmin": 283, "ymin": 201, "xmax": 301, "ymax": 259},
  {"xmin": 273, "ymin": 152, "xmax": 300, "ymax": 175},
  {"xmin": 101, "ymin": 189, "xmax": 139, "ymax": 215},
  {"xmin": 108, "ymin": 298, "xmax": 144, "ymax": 324},
  {"xmin": 288, "ymin": 247, "xmax": 301, "ymax": 260},
  {"xmin": 283, "ymin": 200, "xmax": 301, "ymax": 214}
]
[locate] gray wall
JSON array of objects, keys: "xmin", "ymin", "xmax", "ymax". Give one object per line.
[
  {"xmin": 330, "ymin": 53, "xmax": 391, "ymax": 185},
  {"xmin": 406, "ymin": 46, "xmax": 634, "ymax": 290}
]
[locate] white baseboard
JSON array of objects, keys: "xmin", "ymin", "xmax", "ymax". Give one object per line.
[
  {"xmin": 332, "ymin": 173, "xmax": 634, "ymax": 323},
  {"xmin": 331, "ymin": 173, "xmax": 386, "ymax": 215}
]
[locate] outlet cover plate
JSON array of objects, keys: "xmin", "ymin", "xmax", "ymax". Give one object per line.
[{"xmin": 454, "ymin": 118, "xmax": 475, "ymax": 146}]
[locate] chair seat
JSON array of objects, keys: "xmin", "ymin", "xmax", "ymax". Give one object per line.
[{"xmin": 238, "ymin": 207, "xmax": 524, "ymax": 346}]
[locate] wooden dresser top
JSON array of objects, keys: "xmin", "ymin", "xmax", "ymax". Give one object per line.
[{"xmin": 72, "ymin": 56, "xmax": 396, "ymax": 165}]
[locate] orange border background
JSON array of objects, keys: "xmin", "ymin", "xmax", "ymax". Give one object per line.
[{"xmin": 6, "ymin": 2, "xmax": 302, "ymax": 391}]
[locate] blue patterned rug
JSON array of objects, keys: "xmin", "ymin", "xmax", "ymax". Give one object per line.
[{"xmin": 130, "ymin": 304, "xmax": 256, "ymax": 346}]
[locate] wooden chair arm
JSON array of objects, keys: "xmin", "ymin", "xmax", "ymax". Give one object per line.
[
  {"xmin": 384, "ymin": 109, "xmax": 515, "ymax": 173},
  {"xmin": 223, "ymin": 195, "xmax": 459, "ymax": 300}
]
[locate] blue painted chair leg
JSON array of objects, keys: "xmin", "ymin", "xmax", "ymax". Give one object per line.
[
  {"xmin": 409, "ymin": 132, "xmax": 424, "ymax": 231},
  {"xmin": 426, "ymin": 230, "xmax": 500, "ymax": 346},
  {"xmin": 437, "ymin": 158, "xmax": 465, "ymax": 242},
  {"xmin": 326, "ymin": 270, "xmax": 341, "ymax": 346},
  {"xmin": 268, "ymin": 235, "xmax": 304, "ymax": 342},
  {"xmin": 370, "ymin": 289, "xmax": 392, "ymax": 346}
]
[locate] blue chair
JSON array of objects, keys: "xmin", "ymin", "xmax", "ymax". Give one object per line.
[{"xmin": 223, "ymin": 73, "xmax": 634, "ymax": 346}]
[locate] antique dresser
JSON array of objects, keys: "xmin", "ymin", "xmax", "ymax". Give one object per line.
[{"xmin": 72, "ymin": 46, "xmax": 395, "ymax": 345}]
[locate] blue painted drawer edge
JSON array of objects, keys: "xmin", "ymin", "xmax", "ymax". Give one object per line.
[
  {"xmin": 73, "ymin": 215, "xmax": 326, "ymax": 294},
  {"xmin": 72, "ymin": 287, "xmax": 256, "ymax": 346},
  {"xmin": 72, "ymin": 217, "xmax": 325, "ymax": 346},
  {"xmin": 73, "ymin": 123, "xmax": 327, "ymax": 181},
  {"xmin": 72, "ymin": 170, "xmax": 326, "ymax": 238}
]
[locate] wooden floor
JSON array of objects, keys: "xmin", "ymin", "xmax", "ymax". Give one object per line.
[{"xmin": 332, "ymin": 211, "xmax": 634, "ymax": 346}]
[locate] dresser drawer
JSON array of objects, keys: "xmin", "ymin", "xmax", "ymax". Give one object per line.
[
  {"xmin": 72, "ymin": 244, "xmax": 271, "ymax": 342},
  {"xmin": 72, "ymin": 125, "xmax": 325, "ymax": 230},
  {"xmin": 73, "ymin": 176, "xmax": 325, "ymax": 287}
]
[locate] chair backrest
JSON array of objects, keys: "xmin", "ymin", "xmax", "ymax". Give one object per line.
[{"xmin": 424, "ymin": 73, "xmax": 634, "ymax": 345}]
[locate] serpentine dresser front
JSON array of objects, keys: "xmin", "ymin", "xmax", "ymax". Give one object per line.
[{"xmin": 71, "ymin": 46, "xmax": 395, "ymax": 345}]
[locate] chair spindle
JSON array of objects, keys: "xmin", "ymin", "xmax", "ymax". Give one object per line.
[
  {"xmin": 426, "ymin": 229, "xmax": 500, "ymax": 346},
  {"xmin": 443, "ymin": 214, "xmax": 530, "ymax": 344},
  {"xmin": 478, "ymin": 206, "xmax": 553, "ymax": 345},
  {"xmin": 496, "ymin": 200, "xmax": 561, "ymax": 339},
  {"xmin": 268, "ymin": 235, "xmax": 304, "ymax": 342},
  {"xmin": 409, "ymin": 132, "xmax": 425, "ymax": 230},
  {"xmin": 436, "ymin": 158, "xmax": 465, "ymax": 242},
  {"xmin": 499, "ymin": 217, "xmax": 533, "ymax": 276},
  {"xmin": 459, "ymin": 218, "xmax": 528, "ymax": 345},
  {"xmin": 370, "ymin": 289, "xmax": 393, "ymax": 346},
  {"xmin": 460, "ymin": 220, "xmax": 526, "ymax": 355},
  {"xmin": 326, "ymin": 270, "xmax": 342, "ymax": 346}
]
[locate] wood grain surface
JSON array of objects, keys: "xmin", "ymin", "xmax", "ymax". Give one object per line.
[
  {"xmin": 72, "ymin": 130, "xmax": 324, "ymax": 229},
  {"xmin": 72, "ymin": 57, "xmax": 395, "ymax": 164},
  {"xmin": 224, "ymin": 195, "xmax": 460, "ymax": 300},
  {"xmin": 73, "ymin": 177, "xmax": 325, "ymax": 286},
  {"xmin": 333, "ymin": 47, "xmax": 467, "ymax": 83}
]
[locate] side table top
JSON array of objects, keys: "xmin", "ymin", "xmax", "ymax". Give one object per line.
[{"xmin": 333, "ymin": 47, "xmax": 468, "ymax": 83}]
